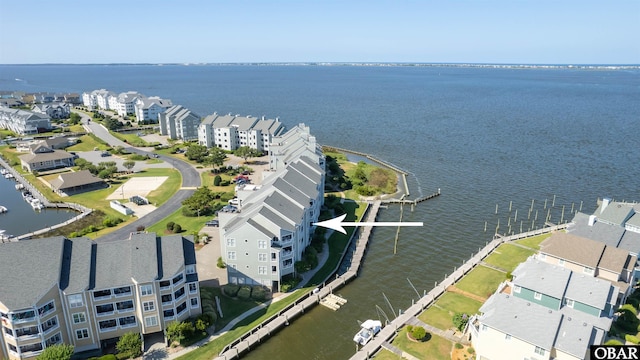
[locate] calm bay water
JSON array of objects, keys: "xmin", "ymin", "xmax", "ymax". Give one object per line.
[{"xmin": 1, "ymin": 64, "xmax": 639, "ymax": 358}]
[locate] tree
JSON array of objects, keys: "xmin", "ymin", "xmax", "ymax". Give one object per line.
[
  {"xmin": 37, "ymin": 343, "xmax": 74, "ymax": 360},
  {"xmin": 122, "ymin": 160, "xmax": 135, "ymax": 173},
  {"xmin": 411, "ymin": 326, "xmax": 427, "ymax": 341},
  {"xmin": 185, "ymin": 144, "xmax": 209, "ymax": 162},
  {"xmin": 213, "ymin": 175, "xmax": 222, "ymax": 186},
  {"xmin": 181, "ymin": 186, "xmax": 216, "ymax": 216},
  {"xmin": 234, "ymin": 146, "xmax": 260, "ymax": 162},
  {"xmin": 69, "ymin": 112, "xmax": 82, "ymax": 125},
  {"xmin": 116, "ymin": 331, "xmax": 142, "ymax": 359},
  {"xmin": 166, "ymin": 321, "xmax": 194, "ymax": 346}
]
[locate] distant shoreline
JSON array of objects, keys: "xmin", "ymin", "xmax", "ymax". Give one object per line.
[{"xmin": 2, "ymin": 62, "xmax": 639, "ymax": 69}]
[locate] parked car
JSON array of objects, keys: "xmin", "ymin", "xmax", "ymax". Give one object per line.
[{"xmin": 205, "ymin": 220, "xmax": 219, "ymax": 227}]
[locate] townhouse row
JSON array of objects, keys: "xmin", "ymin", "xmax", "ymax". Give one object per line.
[
  {"xmin": 82, "ymin": 89, "xmax": 173, "ymax": 123},
  {"xmin": 217, "ymin": 124, "xmax": 325, "ymax": 290},
  {"xmin": 470, "ymin": 198, "xmax": 640, "ymax": 360},
  {"xmin": 0, "ymin": 107, "xmax": 51, "ymax": 135},
  {"xmin": 0, "ymin": 233, "xmax": 201, "ymax": 360}
]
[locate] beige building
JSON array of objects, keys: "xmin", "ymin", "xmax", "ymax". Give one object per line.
[{"xmin": 0, "ymin": 233, "xmax": 200, "ymax": 359}]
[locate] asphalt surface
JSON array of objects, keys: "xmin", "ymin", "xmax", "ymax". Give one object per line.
[{"xmin": 79, "ymin": 116, "xmax": 201, "ymax": 242}]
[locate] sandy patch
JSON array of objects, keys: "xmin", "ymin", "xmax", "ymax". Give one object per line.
[{"xmin": 106, "ymin": 176, "xmax": 168, "ymax": 200}]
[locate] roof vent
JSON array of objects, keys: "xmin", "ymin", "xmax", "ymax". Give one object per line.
[
  {"xmin": 583, "ymin": 322, "xmax": 587, "ymax": 326},
  {"xmin": 526, "ymin": 302, "xmax": 530, "ymax": 306},
  {"xmin": 568, "ymin": 317, "xmax": 572, "ymax": 321},
  {"xmin": 548, "ymin": 310, "xmax": 552, "ymax": 313}
]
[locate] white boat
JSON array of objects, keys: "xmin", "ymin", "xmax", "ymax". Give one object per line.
[
  {"xmin": 0, "ymin": 168, "xmax": 7, "ymax": 175},
  {"xmin": 30, "ymin": 198, "xmax": 44, "ymax": 210},
  {"xmin": 4, "ymin": 173, "xmax": 13, "ymax": 179},
  {"xmin": 0, "ymin": 205, "xmax": 7, "ymax": 213},
  {"xmin": 353, "ymin": 320, "xmax": 382, "ymax": 346},
  {"xmin": 15, "ymin": 183, "xmax": 24, "ymax": 190}
]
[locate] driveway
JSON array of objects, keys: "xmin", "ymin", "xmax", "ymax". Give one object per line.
[{"xmin": 196, "ymin": 225, "xmax": 227, "ymax": 287}]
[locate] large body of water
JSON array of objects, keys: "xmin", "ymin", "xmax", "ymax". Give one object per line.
[{"xmin": 1, "ymin": 64, "xmax": 639, "ymax": 358}]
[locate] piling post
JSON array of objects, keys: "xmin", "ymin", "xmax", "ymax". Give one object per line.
[
  {"xmin": 552, "ymin": 194, "xmax": 556, "ymax": 207},
  {"xmin": 495, "ymin": 204, "xmax": 498, "ymax": 215}
]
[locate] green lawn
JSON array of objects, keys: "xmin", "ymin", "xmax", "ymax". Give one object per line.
[
  {"xmin": 418, "ymin": 292, "xmax": 482, "ymax": 331},
  {"xmin": 67, "ymin": 134, "xmax": 110, "ymax": 151},
  {"xmin": 455, "ymin": 265, "xmax": 507, "ymax": 300},
  {"xmin": 373, "ymin": 349, "xmax": 404, "ymax": 360},
  {"xmin": 110, "ymin": 131, "xmax": 151, "ymax": 147},
  {"xmin": 391, "ymin": 327, "xmax": 452, "ymax": 360},
  {"xmin": 200, "ymin": 171, "xmax": 236, "ymax": 193},
  {"xmin": 145, "ymin": 207, "xmax": 211, "ymax": 236},
  {"xmin": 514, "ymin": 232, "xmax": 553, "ymax": 249},
  {"xmin": 483, "ymin": 243, "xmax": 535, "ymax": 272}
]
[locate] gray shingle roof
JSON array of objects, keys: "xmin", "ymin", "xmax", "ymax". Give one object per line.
[
  {"xmin": 480, "ymin": 293, "xmax": 562, "ymax": 350},
  {"xmin": 63, "ymin": 237, "xmax": 95, "ymax": 294},
  {"xmin": 0, "ymin": 237, "xmax": 65, "ymax": 309},
  {"xmin": 159, "ymin": 234, "xmax": 186, "ymax": 279},
  {"xmin": 564, "ymin": 274, "xmax": 617, "ymax": 310},
  {"xmin": 49, "ymin": 170, "xmax": 105, "ymax": 191},
  {"xmin": 596, "ymin": 201, "xmax": 635, "ymax": 226},
  {"xmin": 554, "ymin": 314, "xmax": 604, "ymax": 358},
  {"xmin": 264, "ymin": 191, "xmax": 304, "ymax": 224},
  {"xmin": 512, "ymin": 258, "xmax": 570, "ymax": 300},
  {"xmin": 258, "ymin": 206, "xmax": 295, "ymax": 231}
]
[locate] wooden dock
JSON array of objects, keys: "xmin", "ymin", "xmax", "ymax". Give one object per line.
[
  {"xmin": 383, "ymin": 189, "xmax": 441, "ymax": 205},
  {"xmin": 321, "ymin": 294, "xmax": 348, "ymax": 310}
]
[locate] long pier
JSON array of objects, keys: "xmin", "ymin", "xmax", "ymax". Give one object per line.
[
  {"xmin": 215, "ymin": 201, "xmax": 383, "ymax": 360},
  {"xmin": 348, "ymin": 223, "xmax": 568, "ymax": 359}
]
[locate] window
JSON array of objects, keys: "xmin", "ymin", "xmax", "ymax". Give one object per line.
[
  {"xmin": 162, "ymin": 294, "xmax": 172, "ymax": 304},
  {"xmin": 45, "ymin": 332, "xmax": 62, "ymax": 346},
  {"xmin": 113, "ymin": 286, "xmax": 132, "ymax": 296},
  {"xmin": 534, "ymin": 292, "xmax": 542, "ymax": 300},
  {"xmin": 534, "ymin": 346, "xmax": 545, "ymax": 356},
  {"xmin": 69, "ymin": 294, "xmax": 83, "ymax": 308},
  {"xmin": 116, "ymin": 300, "xmax": 134, "ymax": 312},
  {"xmin": 228, "ymin": 263, "xmax": 237, "ymax": 272},
  {"xmin": 98, "ymin": 319, "xmax": 117, "ymax": 331},
  {"xmin": 145, "ymin": 316, "xmax": 158, "ymax": 327},
  {"xmin": 258, "ymin": 240, "xmax": 267, "ymax": 249},
  {"xmin": 96, "ymin": 304, "xmax": 114, "ymax": 315},
  {"xmin": 176, "ymin": 302, "xmax": 187, "ymax": 314},
  {"xmin": 258, "ymin": 253, "xmax": 267, "ymax": 262},
  {"xmin": 118, "ymin": 316, "xmax": 136, "ymax": 328},
  {"xmin": 505, "ymin": 334, "xmax": 511, "ymax": 340},
  {"xmin": 189, "ymin": 283, "xmax": 197, "ymax": 294},
  {"xmin": 41, "ymin": 316, "xmax": 58, "ymax": 333},
  {"xmin": 558, "ymin": 259, "xmax": 565, "ymax": 266},
  {"xmin": 38, "ymin": 301, "xmax": 55, "ymax": 316},
  {"xmin": 227, "ymin": 251, "xmax": 237, "ymax": 260},
  {"xmin": 565, "ymin": 298, "xmax": 575, "ymax": 308},
  {"xmin": 93, "ymin": 289, "xmax": 111, "ymax": 299},
  {"xmin": 140, "ymin": 284, "xmax": 154, "ymax": 296},
  {"xmin": 172, "ymin": 274, "xmax": 184, "ymax": 285},
  {"xmin": 271, "ymin": 252, "xmax": 277, "ymax": 260},
  {"xmin": 191, "ymin": 298, "xmax": 199, "ymax": 308},
  {"xmin": 143, "ymin": 301, "xmax": 155, "ymax": 312},
  {"xmin": 76, "ymin": 328, "xmax": 89, "ymax": 340},
  {"xmin": 513, "ymin": 285, "xmax": 521, "ymax": 293},
  {"xmin": 227, "ymin": 238, "xmax": 236, "ymax": 247},
  {"xmin": 163, "ymin": 309, "xmax": 174, "ymax": 319},
  {"xmin": 159, "ymin": 280, "xmax": 171, "ymax": 288},
  {"xmin": 186, "ymin": 265, "xmax": 196, "ymax": 275},
  {"xmin": 174, "ymin": 287, "xmax": 185, "ymax": 300},
  {"xmin": 272, "ymin": 265, "xmax": 277, "ymax": 272},
  {"xmin": 481, "ymin": 324, "xmax": 487, "ymax": 331},
  {"xmin": 72, "ymin": 313, "xmax": 86, "ymax": 324},
  {"xmin": 259, "ymin": 266, "xmax": 267, "ymax": 275}
]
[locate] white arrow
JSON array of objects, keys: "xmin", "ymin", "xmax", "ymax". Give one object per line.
[{"xmin": 313, "ymin": 214, "xmax": 423, "ymax": 234}]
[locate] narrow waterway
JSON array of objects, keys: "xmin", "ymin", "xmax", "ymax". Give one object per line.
[{"xmin": 0, "ymin": 172, "xmax": 76, "ymax": 237}]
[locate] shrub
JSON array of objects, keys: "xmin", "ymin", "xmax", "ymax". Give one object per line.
[
  {"xmin": 467, "ymin": 347, "xmax": 475, "ymax": 354},
  {"xmin": 220, "ymin": 180, "xmax": 230, "ymax": 186},
  {"xmin": 411, "ymin": 326, "xmax": 427, "ymax": 341},
  {"xmin": 223, "ymin": 284, "xmax": 240, "ymax": 297},
  {"xmin": 626, "ymin": 334, "xmax": 640, "ymax": 344},
  {"xmin": 455, "ymin": 343, "xmax": 464, "ymax": 349},
  {"xmin": 166, "ymin": 321, "xmax": 194, "ymax": 346},
  {"xmin": 406, "ymin": 325, "xmax": 413, "ymax": 333},
  {"xmin": 136, "ymin": 225, "xmax": 145, "ymax": 232},
  {"xmin": 37, "ymin": 343, "xmax": 74, "ymax": 360},
  {"xmin": 452, "ymin": 313, "xmax": 469, "ymax": 332},
  {"xmin": 217, "ymin": 256, "xmax": 226, "ymax": 268},
  {"xmin": 116, "ymin": 331, "xmax": 142, "ymax": 359},
  {"xmin": 237, "ymin": 285, "xmax": 252, "ymax": 300},
  {"xmin": 213, "ymin": 175, "xmax": 222, "ymax": 186},
  {"xmin": 166, "ymin": 221, "xmax": 175, "ymax": 231},
  {"xmin": 172, "ymin": 223, "xmax": 182, "ymax": 233},
  {"xmin": 251, "ymin": 286, "xmax": 267, "ymax": 301},
  {"xmin": 604, "ymin": 339, "xmax": 624, "ymax": 345}
]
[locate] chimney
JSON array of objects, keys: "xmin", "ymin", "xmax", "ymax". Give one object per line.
[
  {"xmin": 601, "ymin": 198, "xmax": 611, "ymax": 214},
  {"xmin": 588, "ymin": 215, "xmax": 597, "ymax": 226}
]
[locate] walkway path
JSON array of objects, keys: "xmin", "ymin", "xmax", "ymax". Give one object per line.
[{"xmin": 405, "ymin": 316, "xmax": 468, "ymax": 345}]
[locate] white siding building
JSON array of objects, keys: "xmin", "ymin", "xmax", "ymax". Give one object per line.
[
  {"xmin": 135, "ymin": 97, "xmax": 172, "ymax": 123},
  {"xmin": 198, "ymin": 113, "xmax": 285, "ymax": 152},
  {"xmin": 158, "ymin": 105, "xmax": 201, "ymax": 141}
]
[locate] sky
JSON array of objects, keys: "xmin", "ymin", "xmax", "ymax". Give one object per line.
[{"xmin": 0, "ymin": 0, "xmax": 638, "ymax": 65}]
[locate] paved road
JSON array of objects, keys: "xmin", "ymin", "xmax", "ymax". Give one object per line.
[{"xmin": 78, "ymin": 115, "xmax": 201, "ymax": 242}]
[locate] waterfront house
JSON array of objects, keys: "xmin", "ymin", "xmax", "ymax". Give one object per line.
[
  {"xmin": 218, "ymin": 125, "xmax": 324, "ymax": 290},
  {"xmin": 31, "ymin": 103, "xmax": 70, "ymax": 120},
  {"xmin": 197, "ymin": 113, "xmax": 285, "ymax": 152},
  {"xmin": 0, "ymin": 107, "xmax": 51, "ymax": 135},
  {"xmin": 134, "ymin": 96, "xmax": 172, "ymax": 123},
  {"xmin": 18, "ymin": 144, "xmax": 74, "ymax": 172},
  {"xmin": 0, "ymin": 233, "xmax": 200, "ymax": 360},
  {"xmin": 49, "ymin": 170, "xmax": 107, "ymax": 196},
  {"xmin": 568, "ymin": 199, "xmax": 640, "ymax": 256},
  {"xmin": 267, "ymin": 123, "xmax": 325, "ymax": 172},
  {"xmin": 158, "ymin": 105, "xmax": 201, "ymax": 141},
  {"xmin": 537, "ymin": 232, "xmax": 637, "ymax": 304},
  {"xmin": 469, "ymin": 258, "xmax": 616, "ymax": 360},
  {"xmin": 108, "ymin": 91, "xmax": 142, "ymax": 117}
]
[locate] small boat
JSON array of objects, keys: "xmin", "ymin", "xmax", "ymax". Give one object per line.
[
  {"xmin": 0, "ymin": 205, "xmax": 7, "ymax": 213},
  {"xmin": 353, "ymin": 320, "xmax": 382, "ymax": 346},
  {"xmin": 0, "ymin": 168, "xmax": 7, "ymax": 175},
  {"xmin": 15, "ymin": 183, "xmax": 24, "ymax": 190},
  {"xmin": 30, "ymin": 198, "xmax": 44, "ymax": 211},
  {"xmin": 4, "ymin": 173, "xmax": 13, "ymax": 179}
]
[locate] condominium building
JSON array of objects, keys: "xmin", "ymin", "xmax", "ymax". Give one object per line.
[
  {"xmin": 107, "ymin": 91, "xmax": 143, "ymax": 117},
  {"xmin": 0, "ymin": 107, "xmax": 51, "ymax": 135},
  {"xmin": 158, "ymin": 105, "xmax": 201, "ymax": 141},
  {"xmin": 0, "ymin": 233, "xmax": 200, "ymax": 360},
  {"xmin": 197, "ymin": 113, "xmax": 285, "ymax": 152},
  {"xmin": 31, "ymin": 103, "xmax": 71, "ymax": 120},
  {"xmin": 218, "ymin": 125, "xmax": 325, "ymax": 290},
  {"xmin": 134, "ymin": 97, "xmax": 172, "ymax": 123}
]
